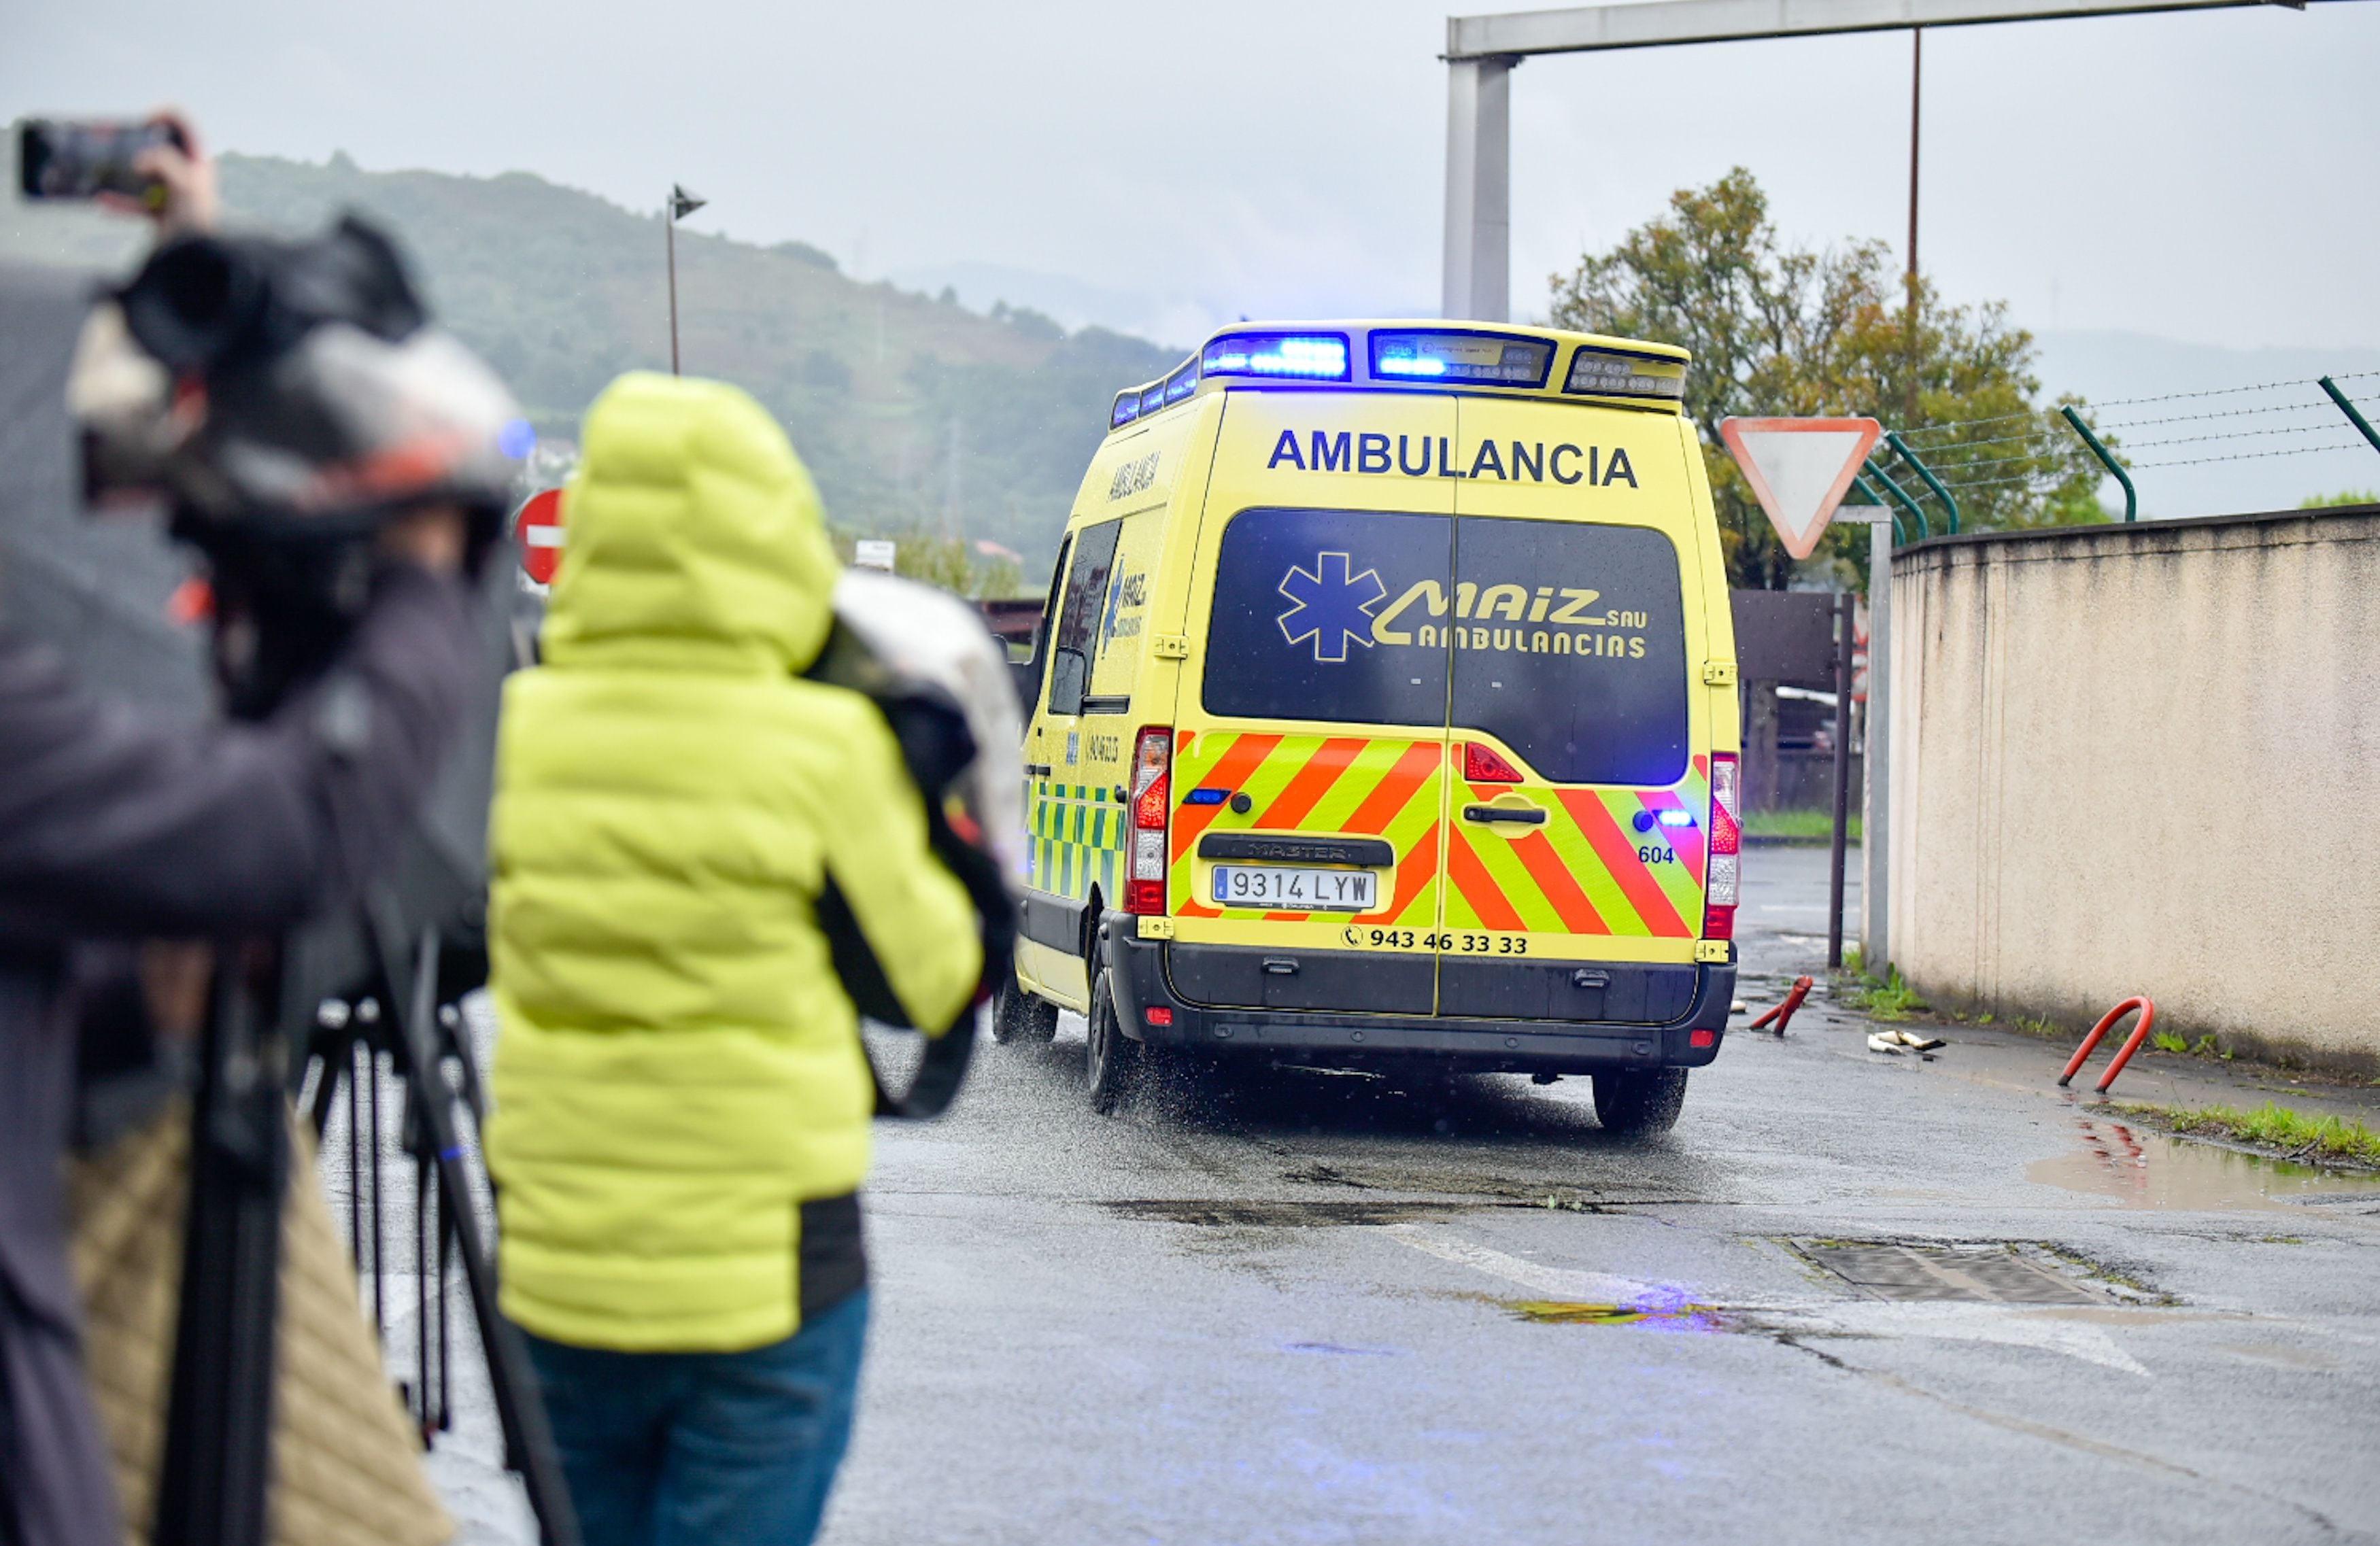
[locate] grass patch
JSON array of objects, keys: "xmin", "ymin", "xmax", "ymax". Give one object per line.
[
  {"xmin": 2118, "ymin": 1101, "xmax": 2380, "ymax": 1170},
  {"xmin": 1838, "ymin": 967, "xmax": 1928, "ymax": 1022},
  {"xmin": 1745, "ymin": 808, "xmax": 1861, "ymax": 842}
]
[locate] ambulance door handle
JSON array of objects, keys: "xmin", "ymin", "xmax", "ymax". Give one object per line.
[{"xmin": 1463, "ymin": 804, "xmax": 1546, "ymax": 825}]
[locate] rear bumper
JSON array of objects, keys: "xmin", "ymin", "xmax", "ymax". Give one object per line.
[{"xmin": 1094, "ymin": 916, "xmax": 1733, "ymax": 1074}]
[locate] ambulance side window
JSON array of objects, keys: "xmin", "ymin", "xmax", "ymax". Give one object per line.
[
  {"xmin": 1047, "ymin": 519, "xmax": 1123, "ymax": 717},
  {"xmin": 1020, "ymin": 534, "xmax": 1072, "ymax": 712}
]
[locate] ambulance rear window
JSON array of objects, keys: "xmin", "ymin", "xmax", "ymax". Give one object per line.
[
  {"xmin": 1202, "ymin": 508, "xmax": 1690, "ymax": 785},
  {"xmin": 1203, "ymin": 507, "xmax": 1452, "ymax": 727},
  {"xmin": 1452, "ymin": 517, "xmax": 1688, "ymax": 786}
]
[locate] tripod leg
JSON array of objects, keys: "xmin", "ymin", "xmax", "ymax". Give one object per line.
[
  {"xmin": 378, "ymin": 917, "xmax": 582, "ymax": 1546},
  {"xmin": 437, "ymin": 1196, "xmax": 453, "ymax": 1432},
  {"xmin": 369, "ymin": 1043, "xmax": 386, "ymax": 1340},
  {"xmin": 307, "ymin": 1049, "xmax": 339, "ymax": 1140},
  {"xmin": 154, "ymin": 959, "xmax": 285, "ymax": 1546},
  {"xmin": 415, "ymin": 1148, "xmax": 432, "ymax": 1441},
  {"xmin": 347, "ymin": 1044, "xmax": 364, "ymax": 1274},
  {"xmin": 443, "ymin": 999, "xmax": 494, "ymax": 1127}
]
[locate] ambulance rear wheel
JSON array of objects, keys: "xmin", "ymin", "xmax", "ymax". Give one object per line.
[
  {"xmin": 1085, "ymin": 969, "xmax": 1140, "ymax": 1115},
  {"xmin": 1592, "ymin": 1067, "xmax": 1688, "ymax": 1137},
  {"xmin": 991, "ymin": 978, "xmax": 1059, "ymax": 1044}
]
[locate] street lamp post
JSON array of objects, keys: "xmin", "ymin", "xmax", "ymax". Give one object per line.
[{"xmin": 666, "ymin": 184, "xmax": 707, "ymax": 375}]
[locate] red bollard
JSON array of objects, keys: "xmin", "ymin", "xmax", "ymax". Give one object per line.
[
  {"xmin": 1750, "ymin": 976, "xmax": 1813, "ymax": 1035},
  {"xmin": 2056, "ymin": 996, "xmax": 2158, "ymax": 1095}
]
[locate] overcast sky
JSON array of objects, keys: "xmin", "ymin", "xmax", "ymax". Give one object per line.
[{"xmin": 8, "ymin": 0, "xmax": 2376, "ymax": 352}]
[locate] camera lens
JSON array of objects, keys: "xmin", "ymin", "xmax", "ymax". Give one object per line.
[{"xmin": 120, "ymin": 236, "xmax": 267, "ymax": 373}]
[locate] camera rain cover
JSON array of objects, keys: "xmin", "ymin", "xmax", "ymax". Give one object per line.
[{"xmin": 118, "ymin": 218, "xmax": 519, "ymax": 530}]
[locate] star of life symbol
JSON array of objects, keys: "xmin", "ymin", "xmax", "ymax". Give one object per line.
[{"xmin": 1276, "ymin": 551, "xmax": 1386, "ymax": 663}]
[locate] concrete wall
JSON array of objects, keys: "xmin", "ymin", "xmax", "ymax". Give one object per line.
[{"xmin": 1886, "ymin": 508, "xmax": 2380, "ymax": 1071}]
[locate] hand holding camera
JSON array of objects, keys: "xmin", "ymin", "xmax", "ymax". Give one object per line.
[{"xmin": 19, "ymin": 109, "xmax": 217, "ymax": 233}]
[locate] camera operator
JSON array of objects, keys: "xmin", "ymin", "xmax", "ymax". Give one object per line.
[{"xmin": 0, "ymin": 117, "xmax": 498, "ymax": 1546}]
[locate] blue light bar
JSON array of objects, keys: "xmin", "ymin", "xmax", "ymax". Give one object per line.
[
  {"xmin": 1164, "ymin": 360, "xmax": 1198, "ymax": 403},
  {"xmin": 1112, "ymin": 391, "xmax": 1139, "ymax": 428},
  {"xmin": 1656, "ymin": 808, "xmax": 1697, "ymax": 828},
  {"xmin": 1370, "ymin": 330, "xmax": 1552, "ymax": 387},
  {"xmin": 1200, "ymin": 332, "xmax": 1350, "ymax": 381}
]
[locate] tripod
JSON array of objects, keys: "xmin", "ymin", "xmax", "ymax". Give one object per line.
[
  {"xmin": 300, "ymin": 910, "xmax": 581, "ymax": 1546},
  {"xmin": 151, "ymin": 901, "xmax": 580, "ymax": 1546}
]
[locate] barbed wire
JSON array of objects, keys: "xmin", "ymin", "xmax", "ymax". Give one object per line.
[
  {"xmin": 1894, "ymin": 409, "xmax": 2043, "ymax": 442},
  {"xmin": 2128, "ymin": 440, "xmax": 2371, "ymax": 470},
  {"xmin": 1890, "ymin": 426, "xmax": 2062, "ymax": 456},
  {"xmin": 2096, "ymin": 396, "xmax": 2341, "ymax": 432},
  {"xmin": 1890, "ymin": 373, "xmax": 2378, "ymax": 460},
  {"xmin": 2092, "ymin": 367, "xmax": 2380, "ymax": 410},
  {"xmin": 2115, "ymin": 417, "xmax": 2355, "ymax": 451}
]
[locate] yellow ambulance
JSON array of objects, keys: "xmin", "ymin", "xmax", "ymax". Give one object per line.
[{"xmin": 993, "ymin": 322, "xmax": 1741, "ymax": 1133}]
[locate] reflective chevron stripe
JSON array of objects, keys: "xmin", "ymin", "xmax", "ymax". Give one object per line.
[{"xmin": 1169, "ymin": 732, "xmax": 1444, "ymax": 923}]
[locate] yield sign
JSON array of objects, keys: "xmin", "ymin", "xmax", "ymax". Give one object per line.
[
  {"xmin": 1718, "ymin": 417, "xmax": 1883, "ymax": 561},
  {"xmin": 516, "ymin": 487, "xmax": 566, "ymax": 585}
]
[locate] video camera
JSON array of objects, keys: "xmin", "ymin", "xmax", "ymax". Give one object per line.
[{"xmin": 88, "ymin": 215, "xmax": 522, "ymax": 714}]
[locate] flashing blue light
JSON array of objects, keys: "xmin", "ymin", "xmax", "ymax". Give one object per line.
[
  {"xmin": 1202, "ymin": 332, "xmax": 1350, "ymax": 381},
  {"xmin": 497, "ymin": 418, "xmax": 537, "ymax": 459},
  {"xmin": 1370, "ymin": 330, "xmax": 1553, "ymax": 386},
  {"xmin": 1657, "ymin": 808, "xmax": 1697, "ymax": 829},
  {"xmin": 1112, "ymin": 392, "xmax": 1140, "ymax": 428},
  {"xmin": 1184, "ymin": 787, "xmax": 1229, "ymax": 806}
]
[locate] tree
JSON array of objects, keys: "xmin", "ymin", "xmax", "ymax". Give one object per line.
[{"xmin": 1548, "ymin": 169, "xmax": 2105, "ymax": 588}]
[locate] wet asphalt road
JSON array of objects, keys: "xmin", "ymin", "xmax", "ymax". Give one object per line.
[{"xmin": 382, "ymin": 845, "xmax": 2380, "ymax": 1545}]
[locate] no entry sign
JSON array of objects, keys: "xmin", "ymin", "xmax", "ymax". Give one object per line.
[{"xmin": 516, "ymin": 488, "xmax": 565, "ymax": 585}]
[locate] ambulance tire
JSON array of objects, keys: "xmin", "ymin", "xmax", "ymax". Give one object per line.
[
  {"xmin": 1085, "ymin": 967, "xmax": 1141, "ymax": 1115},
  {"xmin": 991, "ymin": 978, "xmax": 1059, "ymax": 1044},
  {"xmin": 1591, "ymin": 1067, "xmax": 1688, "ymax": 1137}
]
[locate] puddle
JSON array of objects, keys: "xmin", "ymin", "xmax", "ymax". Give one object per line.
[
  {"xmin": 1107, "ymin": 1198, "xmax": 1483, "ymax": 1226},
  {"xmin": 2028, "ymin": 1117, "xmax": 2380, "ymax": 1211},
  {"xmin": 1506, "ymin": 1298, "xmax": 1726, "ymax": 1333}
]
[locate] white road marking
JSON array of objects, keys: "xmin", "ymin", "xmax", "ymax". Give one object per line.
[{"xmin": 1386, "ymin": 1226, "xmax": 2151, "ymax": 1375}]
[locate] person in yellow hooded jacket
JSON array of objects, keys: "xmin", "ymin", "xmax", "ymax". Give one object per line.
[{"xmin": 485, "ymin": 373, "xmax": 983, "ymax": 1546}]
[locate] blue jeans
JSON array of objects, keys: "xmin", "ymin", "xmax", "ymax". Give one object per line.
[{"xmin": 523, "ymin": 1290, "xmax": 869, "ymax": 1546}]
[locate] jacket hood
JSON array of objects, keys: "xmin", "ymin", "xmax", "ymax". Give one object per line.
[{"xmin": 541, "ymin": 373, "xmax": 840, "ymax": 674}]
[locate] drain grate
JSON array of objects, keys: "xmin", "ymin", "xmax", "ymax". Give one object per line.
[{"xmin": 1795, "ymin": 1240, "xmax": 2108, "ymax": 1305}]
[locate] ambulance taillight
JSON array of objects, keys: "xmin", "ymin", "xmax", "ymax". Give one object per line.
[
  {"xmin": 1125, "ymin": 727, "xmax": 1172, "ymax": 914},
  {"xmin": 1462, "ymin": 742, "xmax": 1524, "ymax": 783},
  {"xmin": 1704, "ymin": 753, "xmax": 1740, "ymax": 941}
]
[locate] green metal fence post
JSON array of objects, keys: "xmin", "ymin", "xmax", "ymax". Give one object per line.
[
  {"xmin": 2060, "ymin": 405, "xmax": 2137, "ymax": 523},
  {"xmin": 1863, "ymin": 462, "xmax": 1929, "ymax": 541},
  {"xmin": 1850, "ymin": 474, "xmax": 1908, "ymax": 546},
  {"xmin": 1884, "ymin": 431, "xmax": 1960, "ymax": 534},
  {"xmin": 2317, "ymin": 376, "xmax": 2380, "ymax": 458}
]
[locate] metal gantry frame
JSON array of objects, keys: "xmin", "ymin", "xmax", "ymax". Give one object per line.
[{"xmin": 1440, "ymin": 0, "xmax": 2349, "ymax": 322}]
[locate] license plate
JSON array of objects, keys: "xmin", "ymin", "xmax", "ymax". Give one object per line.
[{"xmin": 1210, "ymin": 865, "xmax": 1378, "ymax": 912}]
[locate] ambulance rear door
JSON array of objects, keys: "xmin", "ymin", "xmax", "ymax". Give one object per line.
[
  {"xmin": 1166, "ymin": 390, "xmax": 1457, "ymax": 1018},
  {"xmin": 1440, "ymin": 398, "xmax": 1709, "ymax": 1024}
]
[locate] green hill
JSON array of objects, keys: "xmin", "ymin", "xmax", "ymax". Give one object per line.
[{"xmin": 0, "ymin": 152, "xmax": 1178, "ymax": 567}]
